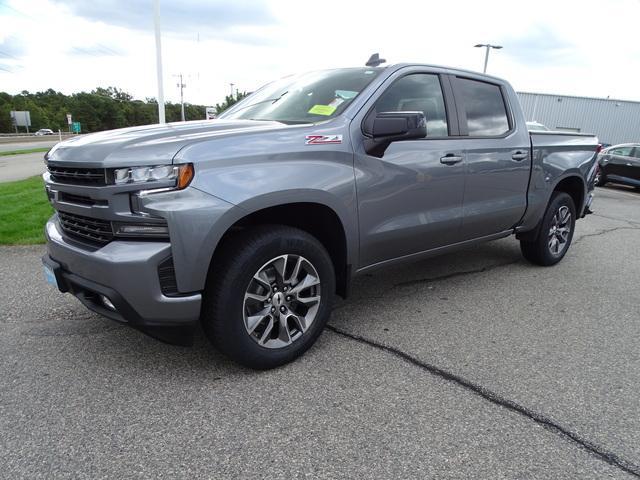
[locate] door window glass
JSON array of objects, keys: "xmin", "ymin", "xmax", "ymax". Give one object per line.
[
  {"xmin": 611, "ymin": 146, "xmax": 633, "ymax": 156},
  {"xmin": 373, "ymin": 74, "xmax": 448, "ymax": 137},
  {"xmin": 455, "ymin": 77, "xmax": 510, "ymax": 136}
]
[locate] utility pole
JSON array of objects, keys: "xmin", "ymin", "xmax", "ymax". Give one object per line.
[
  {"xmin": 153, "ymin": 0, "xmax": 166, "ymax": 124},
  {"xmin": 175, "ymin": 73, "xmax": 186, "ymax": 121},
  {"xmin": 230, "ymin": 83, "xmax": 235, "ymax": 97},
  {"xmin": 474, "ymin": 43, "xmax": 503, "ymax": 73}
]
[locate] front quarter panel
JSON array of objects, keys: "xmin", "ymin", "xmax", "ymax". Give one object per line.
[{"xmin": 171, "ymin": 118, "xmax": 359, "ymax": 281}]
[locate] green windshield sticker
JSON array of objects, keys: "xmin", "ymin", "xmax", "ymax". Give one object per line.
[{"xmin": 308, "ymin": 104, "xmax": 337, "ymax": 116}]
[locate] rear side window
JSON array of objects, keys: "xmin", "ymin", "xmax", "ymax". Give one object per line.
[
  {"xmin": 455, "ymin": 77, "xmax": 510, "ymax": 136},
  {"xmin": 372, "ymin": 74, "xmax": 449, "ymax": 137}
]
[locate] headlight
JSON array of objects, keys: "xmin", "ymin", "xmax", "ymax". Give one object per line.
[
  {"xmin": 113, "ymin": 222, "xmax": 169, "ymax": 237},
  {"xmin": 113, "ymin": 163, "xmax": 194, "ymax": 189}
]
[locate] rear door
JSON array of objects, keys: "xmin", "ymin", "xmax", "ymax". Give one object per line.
[
  {"xmin": 631, "ymin": 147, "xmax": 640, "ymax": 181},
  {"xmin": 450, "ymin": 76, "xmax": 531, "ymax": 240}
]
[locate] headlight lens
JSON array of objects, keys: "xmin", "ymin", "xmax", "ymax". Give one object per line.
[
  {"xmin": 113, "ymin": 164, "xmax": 193, "ymax": 189},
  {"xmin": 113, "ymin": 222, "xmax": 169, "ymax": 237},
  {"xmin": 114, "ymin": 167, "xmax": 130, "ymax": 184}
]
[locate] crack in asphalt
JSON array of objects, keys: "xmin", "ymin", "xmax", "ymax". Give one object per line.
[
  {"xmin": 573, "ymin": 226, "xmax": 640, "ymax": 246},
  {"xmin": 592, "ymin": 213, "xmax": 640, "ymax": 228},
  {"xmin": 326, "ymin": 325, "xmax": 640, "ymax": 478},
  {"xmin": 393, "ymin": 260, "xmax": 520, "ymax": 288},
  {"xmin": 371, "ymin": 221, "xmax": 640, "ymax": 292},
  {"xmin": 338, "ymin": 223, "xmax": 639, "ymax": 310},
  {"xmin": 328, "ymin": 224, "xmax": 640, "ymax": 476}
]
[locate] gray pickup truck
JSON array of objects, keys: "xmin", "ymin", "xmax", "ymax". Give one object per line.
[{"xmin": 42, "ymin": 63, "xmax": 598, "ymax": 368}]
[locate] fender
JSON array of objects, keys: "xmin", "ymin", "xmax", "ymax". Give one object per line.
[
  {"xmin": 192, "ymin": 189, "xmax": 357, "ymax": 293},
  {"xmin": 516, "ymin": 173, "xmax": 587, "ymax": 241}
]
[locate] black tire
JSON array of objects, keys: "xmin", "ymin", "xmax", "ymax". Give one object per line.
[
  {"xmin": 595, "ymin": 169, "xmax": 607, "ymax": 186},
  {"xmin": 201, "ymin": 225, "xmax": 335, "ymax": 369},
  {"xmin": 520, "ymin": 192, "xmax": 576, "ymax": 266}
]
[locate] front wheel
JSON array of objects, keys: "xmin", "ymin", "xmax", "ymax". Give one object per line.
[
  {"xmin": 520, "ymin": 192, "xmax": 576, "ymax": 266},
  {"xmin": 594, "ymin": 169, "xmax": 607, "ymax": 186},
  {"xmin": 201, "ymin": 225, "xmax": 335, "ymax": 369}
]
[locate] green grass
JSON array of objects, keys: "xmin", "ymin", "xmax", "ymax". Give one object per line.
[
  {"xmin": 0, "ymin": 147, "xmax": 50, "ymax": 157},
  {"xmin": 0, "ymin": 176, "xmax": 53, "ymax": 245}
]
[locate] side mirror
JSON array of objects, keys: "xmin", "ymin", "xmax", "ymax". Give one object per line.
[{"xmin": 364, "ymin": 111, "xmax": 427, "ymax": 157}]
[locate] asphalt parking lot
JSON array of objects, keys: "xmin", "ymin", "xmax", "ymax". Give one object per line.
[{"xmin": 1, "ymin": 185, "xmax": 639, "ymax": 479}]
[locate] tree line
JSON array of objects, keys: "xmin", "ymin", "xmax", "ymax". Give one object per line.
[{"xmin": 0, "ymin": 87, "xmax": 249, "ymax": 134}]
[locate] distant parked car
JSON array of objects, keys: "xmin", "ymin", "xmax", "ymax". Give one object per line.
[
  {"xmin": 35, "ymin": 129, "xmax": 54, "ymax": 136},
  {"xmin": 526, "ymin": 121, "xmax": 550, "ymax": 131},
  {"xmin": 596, "ymin": 143, "xmax": 640, "ymax": 188}
]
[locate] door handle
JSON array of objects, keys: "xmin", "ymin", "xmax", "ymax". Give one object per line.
[
  {"xmin": 440, "ymin": 154, "xmax": 463, "ymax": 165},
  {"xmin": 511, "ymin": 151, "xmax": 528, "ymax": 161}
]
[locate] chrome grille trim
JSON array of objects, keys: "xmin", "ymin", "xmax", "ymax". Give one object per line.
[
  {"xmin": 57, "ymin": 211, "xmax": 113, "ymax": 244},
  {"xmin": 48, "ymin": 166, "xmax": 107, "ymax": 185}
]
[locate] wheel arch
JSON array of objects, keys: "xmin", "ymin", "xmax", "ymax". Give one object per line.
[
  {"xmin": 205, "ymin": 196, "xmax": 355, "ymax": 299},
  {"xmin": 553, "ymin": 174, "xmax": 586, "ymax": 215},
  {"xmin": 517, "ymin": 174, "xmax": 585, "ymax": 242}
]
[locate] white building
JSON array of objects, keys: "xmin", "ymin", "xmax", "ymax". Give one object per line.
[{"xmin": 517, "ymin": 92, "xmax": 640, "ymax": 145}]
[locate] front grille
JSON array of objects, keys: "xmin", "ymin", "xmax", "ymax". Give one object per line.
[
  {"xmin": 48, "ymin": 166, "xmax": 107, "ymax": 185},
  {"xmin": 158, "ymin": 257, "xmax": 178, "ymax": 296},
  {"xmin": 58, "ymin": 192, "xmax": 108, "ymax": 207},
  {"xmin": 57, "ymin": 211, "xmax": 114, "ymax": 244}
]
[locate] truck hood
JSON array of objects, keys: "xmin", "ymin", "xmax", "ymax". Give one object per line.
[{"xmin": 46, "ymin": 119, "xmax": 291, "ymax": 168}]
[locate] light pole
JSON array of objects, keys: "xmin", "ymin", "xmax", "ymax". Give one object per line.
[
  {"xmin": 153, "ymin": 0, "xmax": 166, "ymax": 124},
  {"xmin": 474, "ymin": 44, "xmax": 503, "ymax": 73}
]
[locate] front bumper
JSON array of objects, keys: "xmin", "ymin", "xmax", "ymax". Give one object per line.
[{"xmin": 44, "ymin": 216, "xmax": 201, "ymax": 345}]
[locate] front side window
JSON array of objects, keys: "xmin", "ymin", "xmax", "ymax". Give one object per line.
[
  {"xmin": 372, "ymin": 74, "xmax": 449, "ymax": 137},
  {"xmin": 455, "ymin": 77, "xmax": 510, "ymax": 136},
  {"xmin": 219, "ymin": 68, "xmax": 383, "ymax": 124},
  {"xmin": 611, "ymin": 146, "xmax": 633, "ymax": 156}
]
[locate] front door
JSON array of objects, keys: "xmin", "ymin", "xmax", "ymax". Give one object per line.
[{"xmin": 352, "ymin": 71, "xmax": 468, "ymax": 268}]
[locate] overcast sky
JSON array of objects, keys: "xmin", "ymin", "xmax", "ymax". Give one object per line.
[{"xmin": 1, "ymin": 0, "xmax": 639, "ymax": 107}]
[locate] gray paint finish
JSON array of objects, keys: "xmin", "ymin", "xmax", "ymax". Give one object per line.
[{"xmin": 43, "ymin": 64, "xmax": 599, "ymax": 335}]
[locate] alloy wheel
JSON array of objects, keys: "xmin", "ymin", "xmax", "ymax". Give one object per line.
[
  {"xmin": 548, "ymin": 205, "xmax": 572, "ymax": 255},
  {"xmin": 243, "ymin": 254, "xmax": 321, "ymax": 349}
]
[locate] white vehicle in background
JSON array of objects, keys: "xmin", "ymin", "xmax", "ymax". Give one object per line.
[
  {"xmin": 526, "ymin": 121, "xmax": 550, "ymax": 131},
  {"xmin": 35, "ymin": 128, "xmax": 54, "ymax": 136}
]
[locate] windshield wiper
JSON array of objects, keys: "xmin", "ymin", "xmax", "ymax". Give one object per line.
[
  {"xmin": 225, "ymin": 91, "xmax": 288, "ymax": 115},
  {"xmin": 248, "ymin": 119, "xmax": 311, "ymax": 125}
]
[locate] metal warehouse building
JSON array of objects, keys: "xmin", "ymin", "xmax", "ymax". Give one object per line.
[{"xmin": 517, "ymin": 92, "xmax": 640, "ymax": 145}]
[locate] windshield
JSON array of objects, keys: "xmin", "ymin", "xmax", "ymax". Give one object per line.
[{"xmin": 219, "ymin": 67, "xmax": 384, "ymax": 124}]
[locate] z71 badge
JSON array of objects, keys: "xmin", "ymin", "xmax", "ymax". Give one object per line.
[{"xmin": 305, "ymin": 134, "xmax": 343, "ymax": 145}]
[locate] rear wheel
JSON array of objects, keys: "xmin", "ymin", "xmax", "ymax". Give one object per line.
[
  {"xmin": 201, "ymin": 225, "xmax": 335, "ymax": 369},
  {"xmin": 520, "ymin": 192, "xmax": 576, "ymax": 266}
]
